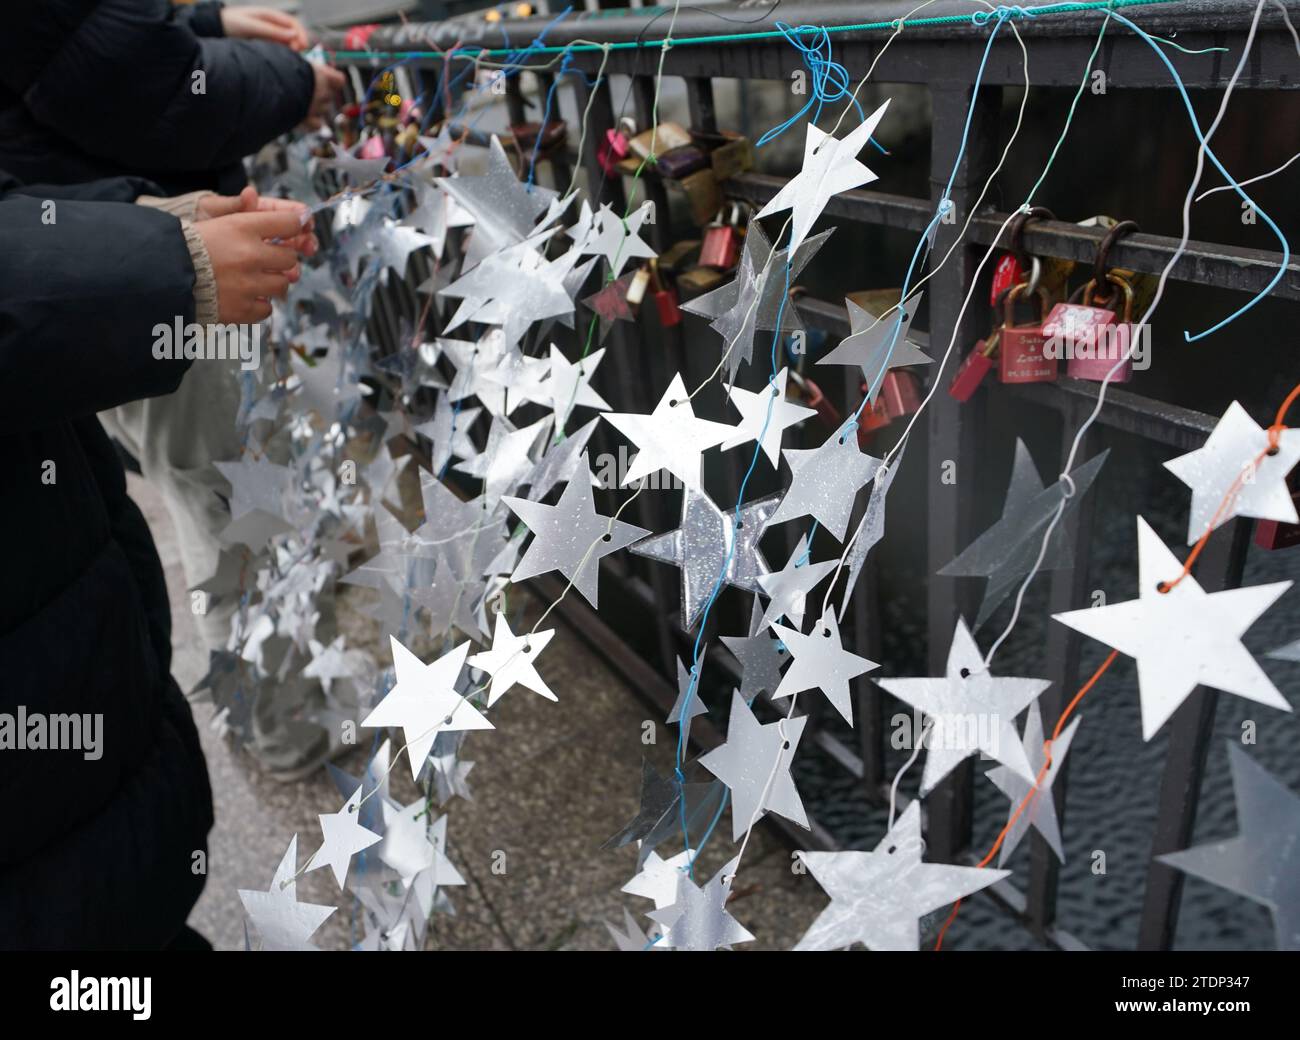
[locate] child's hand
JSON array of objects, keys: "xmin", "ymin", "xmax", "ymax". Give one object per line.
[
  {"xmin": 220, "ymin": 6, "xmax": 311, "ymax": 50},
  {"xmin": 303, "ymin": 62, "xmax": 347, "ymax": 131},
  {"xmin": 196, "ymin": 187, "xmax": 319, "ymax": 257},
  {"xmin": 195, "ymin": 210, "xmax": 310, "ymax": 324}
]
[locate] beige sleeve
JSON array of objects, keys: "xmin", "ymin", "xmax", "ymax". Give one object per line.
[
  {"xmin": 136, "ymin": 190, "xmax": 216, "ymax": 223},
  {"xmin": 179, "ymin": 220, "xmax": 220, "ymax": 326}
]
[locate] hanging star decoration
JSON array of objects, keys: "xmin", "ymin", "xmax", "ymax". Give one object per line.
[
  {"xmin": 877, "ymin": 618, "xmax": 1048, "ymax": 795},
  {"xmin": 1053, "ymin": 516, "xmax": 1292, "ymax": 740},
  {"xmin": 754, "ymin": 99, "xmax": 891, "ymax": 255},
  {"xmin": 239, "ymin": 835, "xmax": 337, "ymax": 951},
  {"xmin": 985, "ymin": 700, "xmax": 1081, "ymax": 866},
  {"xmin": 770, "ymin": 605, "xmax": 877, "ymax": 724},
  {"xmin": 631, "ymin": 488, "xmax": 779, "ymax": 630},
  {"xmin": 699, "ymin": 690, "xmax": 809, "ymax": 841},
  {"xmin": 765, "ymin": 427, "xmax": 882, "ymax": 541},
  {"xmin": 603, "ymin": 372, "xmax": 737, "ymax": 492},
  {"xmin": 467, "ymin": 613, "xmax": 556, "ymax": 706},
  {"xmin": 361, "ymin": 636, "xmax": 493, "ymax": 781},
  {"xmin": 721, "ymin": 367, "xmax": 817, "ymax": 468},
  {"xmin": 1164, "ymin": 400, "xmax": 1300, "ymax": 544},
  {"xmin": 721, "ymin": 598, "xmax": 788, "ymax": 702},
  {"xmin": 504, "ymin": 453, "xmax": 650, "ymax": 608},
  {"xmin": 817, "ymin": 293, "xmax": 932, "ymax": 400},
  {"xmin": 666, "ymin": 658, "xmax": 710, "ymax": 739},
  {"xmin": 1159, "ymin": 743, "xmax": 1300, "ymax": 951},
  {"xmin": 648, "ymin": 858, "xmax": 755, "ymax": 951},
  {"xmin": 309, "ymin": 788, "xmax": 382, "ymax": 889},
  {"xmin": 938, "ymin": 440, "xmax": 1108, "ymax": 630},
  {"xmin": 756, "ymin": 535, "xmax": 838, "ymax": 630},
  {"xmin": 795, "ymin": 802, "xmax": 1009, "ymax": 951}
]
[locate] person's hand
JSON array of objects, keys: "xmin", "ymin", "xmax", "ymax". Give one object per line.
[
  {"xmin": 302, "ymin": 62, "xmax": 347, "ymax": 131},
  {"xmin": 195, "ymin": 210, "xmax": 310, "ymax": 323},
  {"xmin": 220, "ymin": 6, "xmax": 310, "ymax": 49},
  {"xmin": 196, "ymin": 187, "xmax": 319, "ymax": 257}
]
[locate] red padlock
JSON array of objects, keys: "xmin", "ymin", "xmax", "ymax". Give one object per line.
[
  {"xmin": 949, "ymin": 334, "xmax": 999, "ymax": 402},
  {"xmin": 1046, "ymin": 274, "xmax": 1134, "ymax": 383},
  {"xmin": 649, "ymin": 261, "xmax": 681, "ymax": 327},
  {"xmin": 598, "ymin": 118, "xmax": 635, "ymax": 176},
  {"xmin": 856, "ymin": 371, "xmax": 921, "ymax": 445},
  {"xmin": 989, "ymin": 253, "xmax": 1023, "ymax": 308},
  {"xmin": 788, "ymin": 371, "xmax": 841, "ymax": 430},
  {"xmin": 998, "ymin": 284, "xmax": 1057, "ymax": 384},
  {"xmin": 699, "ymin": 202, "xmax": 744, "ymax": 269}
]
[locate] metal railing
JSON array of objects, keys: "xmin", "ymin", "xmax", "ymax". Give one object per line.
[{"xmin": 317, "ymin": 0, "xmax": 1300, "ymax": 950}]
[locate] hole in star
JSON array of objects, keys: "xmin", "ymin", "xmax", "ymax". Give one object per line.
[
  {"xmin": 524, "ymin": 643, "xmax": 533, "ymax": 654},
  {"xmin": 602, "ymin": 533, "xmax": 612, "ymax": 542},
  {"xmin": 887, "ymin": 845, "xmax": 896, "ymax": 855},
  {"xmin": 1266, "ymin": 446, "xmax": 1280, "ymax": 457},
  {"xmin": 1156, "ymin": 581, "xmax": 1170, "ymax": 594},
  {"xmin": 959, "ymin": 667, "xmax": 971, "ymax": 679}
]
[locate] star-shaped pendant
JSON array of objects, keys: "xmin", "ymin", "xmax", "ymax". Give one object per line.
[
  {"xmin": 985, "ymin": 700, "xmax": 1080, "ymax": 867},
  {"xmin": 648, "ymin": 858, "xmax": 754, "ymax": 951},
  {"xmin": 239, "ymin": 835, "xmax": 337, "ymax": 951},
  {"xmin": 309, "ymin": 787, "xmax": 382, "ymax": 889},
  {"xmin": 503, "ymin": 451, "xmax": 650, "ymax": 608},
  {"xmin": 817, "ymin": 294, "xmax": 931, "ymax": 400},
  {"xmin": 837, "ymin": 459, "xmax": 899, "ymax": 620},
  {"xmin": 666, "ymin": 658, "xmax": 710, "ymax": 741},
  {"xmin": 630, "ymin": 488, "xmax": 779, "ymax": 630},
  {"xmin": 754, "ymin": 100, "xmax": 891, "ymax": 255},
  {"xmin": 579, "ymin": 201, "xmax": 657, "ymax": 278},
  {"xmin": 603, "ymin": 372, "xmax": 737, "ymax": 492},
  {"xmin": 1164, "ymin": 400, "xmax": 1300, "ymax": 544},
  {"xmin": 467, "ymin": 612, "xmax": 556, "ymax": 706},
  {"xmin": 1053, "ymin": 516, "xmax": 1292, "ymax": 740},
  {"xmin": 699, "ymin": 690, "xmax": 809, "ymax": 842},
  {"xmin": 721, "ymin": 367, "xmax": 817, "ymax": 467},
  {"xmin": 547, "ymin": 344, "xmax": 611, "ymax": 433},
  {"xmin": 361, "ymin": 636, "xmax": 493, "ymax": 781},
  {"xmin": 770, "ymin": 605, "xmax": 878, "ymax": 724},
  {"xmin": 721, "ymin": 598, "xmax": 788, "ymax": 702},
  {"xmin": 794, "ymin": 802, "xmax": 1009, "ymax": 951},
  {"xmin": 1159, "ymin": 743, "xmax": 1300, "ymax": 950},
  {"xmin": 765, "ymin": 428, "xmax": 882, "ymax": 541},
  {"xmin": 877, "ymin": 618, "xmax": 1047, "ymax": 795},
  {"xmin": 755, "ymin": 535, "xmax": 838, "ymax": 631}
]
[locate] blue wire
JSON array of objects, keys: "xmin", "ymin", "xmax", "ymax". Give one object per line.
[{"xmin": 755, "ymin": 22, "xmax": 886, "ymax": 155}]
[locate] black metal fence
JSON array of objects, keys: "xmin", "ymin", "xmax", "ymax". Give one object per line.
[{"xmin": 317, "ymin": 0, "xmax": 1300, "ymax": 950}]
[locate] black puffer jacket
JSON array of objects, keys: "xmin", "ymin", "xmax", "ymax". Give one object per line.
[
  {"xmin": 0, "ymin": 171, "xmax": 214, "ymax": 949},
  {"xmin": 0, "ymin": 1, "xmax": 314, "ymax": 196}
]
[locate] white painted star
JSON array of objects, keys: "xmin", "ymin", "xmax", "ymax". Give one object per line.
[
  {"xmin": 547, "ymin": 343, "xmax": 611, "ymax": 431},
  {"xmin": 1053, "ymin": 516, "xmax": 1292, "ymax": 740},
  {"xmin": 603, "ymin": 372, "xmax": 736, "ymax": 492},
  {"xmin": 770, "ymin": 606, "xmax": 878, "ymax": 724},
  {"xmin": 309, "ymin": 788, "xmax": 382, "ymax": 889},
  {"xmin": 1164, "ymin": 400, "xmax": 1300, "ymax": 544},
  {"xmin": 361, "ymin": 636, "xmax": 493, "ymax": 781},
  {"xmin": 721, "ymin": 367, "xmax": 817, "ymax": 468},
  {"xmin": 238, "ymin": 836, "xmax": 336, "ymax": 951},
  {"xmin": 755, "ymin": 535, "xmax": 838, "ymax": 631},
  {"xmin": 765, "ymin": 428, "xmax": 882, "ymax": 541},
  {"xmin": 467, "ymin": 612, "xmax": 556, "ymax": 706}
]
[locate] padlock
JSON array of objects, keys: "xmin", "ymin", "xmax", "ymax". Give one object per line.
[
  {"xmin": 625, "ymin": 266, "xmax": 651, "ymax": 307},
  {"xmin": 511, "ymin": 119, "xmax": 568, "ymax": 157},
  {"xmin": 627, "ymin": 122, "xmax": 692, "ymax": 161},
  {"xmin": 787, "ymin": 371, "xmax": 841, "ymax": 430},
  {"xmin": 649, "ymin": 260, "xmax": 681, "ymax": 327},
  {"xmin": 998, "ymin": 284, "xmax": 1056, "ymax": 384},
  {"xmin": 676, "ymin": 265, "xmax": 728, "ymax": 294},
  {"xmin": 656, "ymin": 145, "xmax": 709, "ymax": 180},
  {"xmin": 700, "ymin": 203, "xmax": 745, "ymax": 269},
  {"xmin": 598, "ymin": 117, "xmax": 636, "ymax": 176},
  {"xmin": 856, "ymin": 371, "xmax": 921, "ymax": 444},
  {"xmin": 668, "ymin": 168, "xmax": 724, "ymax": 227},
  {"xmin": 1046, "ymin": 274, "xmax": 1135, "ymax": 382},
  {"xmin": 705, "ymin": 131, "xmax": 756, "ymax": 180},
  {"xmin": 949, "ymin": 332, "xmax": 1000, "ymax": 402},
  {"xmin": 657, "ymin": 238, "xmax": 701, "ymax": 276},
  {"xmin": 989, "ymin": 253, "xmax": 1023, "ymax": 307}
]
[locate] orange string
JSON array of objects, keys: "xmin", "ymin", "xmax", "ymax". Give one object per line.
[{"xmin": 933, "ymin": 381, "xmax": 1300, "ymax": 950}]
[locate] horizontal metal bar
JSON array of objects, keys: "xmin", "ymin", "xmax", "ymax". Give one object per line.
[{"xmin": 727, "ymin": 174, "xmax": 1300, "ymax": 300}]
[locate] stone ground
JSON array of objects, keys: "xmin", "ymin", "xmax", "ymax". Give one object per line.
[{"xmin": 130, "ymin": 474, "xmax": 826, "ymax": 951}]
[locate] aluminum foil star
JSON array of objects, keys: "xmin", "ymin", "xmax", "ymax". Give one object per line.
[
  {"xmin": 765, "ymin": 427, "xmax": 882, "ymax": 541},
  {"xmin": 699, "ymin": 690, "xmax": 809, "ymax": 842},
  {"xmin": 721, "ymin": 367, "xmax": 816, "ymax": 467},
  {"xmin": 817, "ymin": 294, "xmax": 931, "ymax": 401},
  {"xmin": 503, "ymin": 452, "xmax": 650, "ymax": 608},
  {"xmin": 414, "ymin": 395, "xmax": 482, "ymax": 476},
  {"xmin": 623, "ymin": 847, "xmax": 694, "ymax": 910},
  {"xmin": 239, "ymin": 835, "xmax": 337, "ymax": 951},
  {"xmin": 770, "ymin": 605, "xmax": 877, "ymax": 724},
  {"xmin": 524, "ymin": 416, "xmax": 600, "ymax": 502},
  {"xmin": 309, "ymin": 788, "xmax": 382, "ymax": 889},
  {"xmin": 755, "ymin": 99, "xmax": 891, "ymax": 255},
  {"xmin": 603, "ymin": 372, "xmax": 736, "ymax": 492},
  {"xmin": 938, "ymin": 441, "xmax": 1107, "ymax": 630},
  {"xmin": 467, "ymin": 613, "xmax": 556, "ymax": 706},
  {"xmin": 666, "ymin": 657, "xmax": 710, "ymax": 738},
  {"xmin": 547, "ymin": 344, "xmax": 611, "ymax": 433},
  {"xmin": 756, "ymin": 535, "xmax": 837, "ymax": 630},
  {"xmin": 649, "ymin": 858, "xmax": 754, "ymax": 951},
  {"xmin": 794, "ymin": 801, "xmax": 1008, "ymax": 951},
  {"xmin": 1053, "ymin": 516, "xmax": 1292, "ymax": 741},
  {"xmin": 837, "ymin": 459, "xmax": 898, "ymax": 621},
  {"xmin": 361, "ymin": 636, "xmax": 493, "ymax": 781},
  {"xmin": 630, "ymin": 488, "xmax": 780, "ymax": 630},
  {"xmin": 1159, "ymin": 743, "xmax": 1300, "ymax": 950},
  {"xmin": 877, "ymin": 618, "xmax": 1047, "ymax": 795},
  {"xmin": 1164, "ymin": 400, "xmax": 1300, "ymax": 544},
  {"xmin": 986, "ymin": 700, "xmax": 1080, "ymax": 867},
  {"xmin": 721, "ymin": 598, "xmax": 788, "ymax": 702},
  {"xmin": 580, "ymin": 201, "xmax": 657, "ymax": 278},
  {"xmin": 682, "ymin": 222, "xmax": 832, "ymax": 382},
  {"xmin": 605, "ymin": 908, "xmax": 659, "ymax": 951}
]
